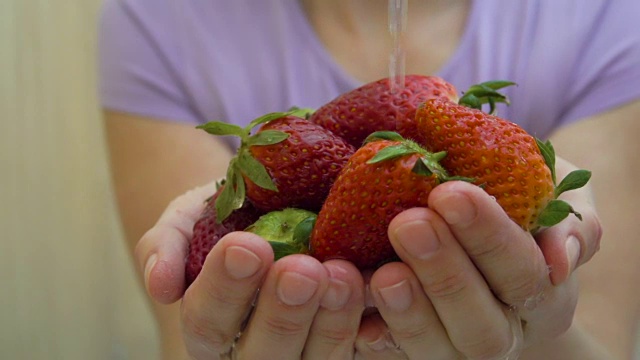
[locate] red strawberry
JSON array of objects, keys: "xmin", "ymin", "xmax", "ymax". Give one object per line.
[
  {"xmin": 185, "ymin": 184, "xmax": 264, "ymax": 286},
  {"xmin": 415, "ymin": 81, "xmax": 591, "ymax": 231},
  {"xmin": 309, "ymin": 132, "xmax": 456, "ymax": 269},
  {"xmin": 310, "ymin": 75, "xmax": 458, "ymax": 147},
  {"xmin": 197, "ymin": 109, "xmax": 355, "ymax": 221}
]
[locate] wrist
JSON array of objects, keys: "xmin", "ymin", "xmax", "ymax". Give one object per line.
[{"xmin": 519, "ymin": 323, "xmax": 613, "ymax": 360}]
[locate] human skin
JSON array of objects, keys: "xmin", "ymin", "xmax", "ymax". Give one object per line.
[{"xmin": 103, "ymin": 0, "xmax": 640, "ymax": 358}]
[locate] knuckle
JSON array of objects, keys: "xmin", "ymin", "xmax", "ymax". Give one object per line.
[
  {"xmin": 314, "ymin": 325, "xmax": 357, "ymax": 345},
  {"xmin": 204, "ymin": 281, "xmax": 248, "ymax": 308},
  {"xmin": 495, "ymin": 274, "xmax": 544, "ymax": 306},
  {"xmin": 390, "ymin": 323, "xmax": 431, "ymax": 343},
  {"xmin": 466, "ymin": 231, "xmax": 510, "ymax": 260},
  {"xmin": 181, "ymin": 304, "xmax": 231, "ymax": 353},
  {"xmin": 457, "ymin": 329, "xmax": 513, "ymax": 360},
  {"xmin": 424, "ymin": 270, "xmax": 469, "ymax": 301},
  {"xmin": 263, "ymin": 315, "xmax": 307, "ymax": 338}
]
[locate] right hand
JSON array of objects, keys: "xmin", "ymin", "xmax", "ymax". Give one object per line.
[{"xmin": 134, "ymin": 183, "xmax": 366, "ymax": 359}]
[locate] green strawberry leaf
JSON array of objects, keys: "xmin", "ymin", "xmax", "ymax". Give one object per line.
[
  {"xmin": 537, "ymin": 199, "xmax": 582, "ymax": 228},
  {"xmin": 458, "ymin": 80, "xmax": 517, "ymax": 112},
  {"xmin": 535, "ymin": 138, "xmax": 557, "ymax": 185},
  {"xmin": 247, "ymin": 111, "xmax": 292, "ymax": 130},
  {"xmin": 247, "ymin": 130, "xmax": 290, "ymax": 146},
  {"xmin": 367, "ymin": 144, "xmax": 417, "ymax": 164},
  {"xmin": 288, "ymin": 107, "xmax": 316, "ymax": 119},
  {"xmin": 555, "ymin": 170, "xmax": 592, "ymax": 197},
  {"xmin": 364, "ymin": 131, "xmax": 405, "ymax": 143},
  {"xmin": 197, "ymin": 121, "xmax": 246, "ymax": 137},
  {"xmin": 487, "ymin": 97, "xmax": 497, "ymax": 115},
  {"xmin": 459, "ymin": 93, "xmax": 482, "ymax": 110},
  {"xmin": 215, "ymin": 164, "xmax": 244, "ymax": 223},
  {"xmin": 237, "ymin": 149, "xmax": 278, "ymax": 191},
  {"xmin": 292, "ymin": 215, "xmax": 317, "ymax": 248},
  {"xmin": 412, "ymin": 158, "xmax": 434, "ymax": 176},
  {"xmin": 269, "ymin": 241, "xmax": 306, "ymax": 261},
  {"xmin": 215, "ymin": 184, "xmax": 236, "ymax": 223},
  {"xmin": 474, "ymin": 80, "xmax": 517, "ymax": 91},
  {"xmin": 464, "ymin": 88, "xmax": 507, "ymax": 102},
  {"xmin": 411, "ymin": 152, "xmax": 452, "ymax": 180},
  {"xmin": 233, "ymin": 168, "xmax": 246, "ymax": 210}
]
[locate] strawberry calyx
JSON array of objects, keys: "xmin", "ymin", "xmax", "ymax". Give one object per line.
[
  {"xmin": 364, "ymin": 131, "xmax": 474, "ymax": 183},
  {"xmin": 197, "ymin": 107, "xmax": 315, "ymax": 222},
  {"xmin": 535, "ymin": 138, "xmax": 592, "ymax": 229},
  {"xmin": 459, "ymin": 80, "xmax": 517, "ymax": 115},
  {"xmin": 245, "ymin": 208, "xmax": 317, "ymax": 260}
]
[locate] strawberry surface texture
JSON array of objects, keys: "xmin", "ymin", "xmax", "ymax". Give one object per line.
[
  {"xmin": 309, "ymin": 136, "xmax": 446, "ymax": 269},
  {"xmin": 310, "ymin": 75, "xmax": 458, "ymax": 147},
  {"xmin": 185, "ymin": 186, "xmax": 264, "ymax": 286},
  {"xmin": 415, "ymin": 98, "xmax": 555, "ymax": 230},
  {"xmin": 186, "ymin": 77, "xmax": 591, "ymax": 281}
]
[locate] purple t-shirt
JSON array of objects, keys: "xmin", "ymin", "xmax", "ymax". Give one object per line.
[{"xmin": 99, "ymin": 0, "xmax": 640, "ymax": 143}]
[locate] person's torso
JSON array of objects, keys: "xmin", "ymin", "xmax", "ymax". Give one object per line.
[{"xmin": 125, "ymin": 0, "xmax": 622, "ymax": 139}]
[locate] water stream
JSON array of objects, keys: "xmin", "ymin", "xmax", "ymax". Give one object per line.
[{"xmin": 388, "ymin": 0, "xmax": 408, "ymax": 92}]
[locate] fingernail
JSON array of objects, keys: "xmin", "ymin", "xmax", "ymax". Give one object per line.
[
  {"xmin": 378, "ymin": 279, "xmax": 413, "ymax": 312},
  {"xmin": 225, "ymin": 246, "xmax": 262, "ymax": 280},
  {"xmin": 144, "ymin": 254, "xmax": 158, "ymax": 286},
  {"xmin": 566, "ymin": 236, "xmax": 581, "ymax": 273},
  {"xmin": 321, "ymin": 278, "xmax": 351, "ymax": 310},
  {"xmin": 433, "ymin": 192, "xmax": 476, "ymax": 226},
  {"xmin": 277, "ymin": 272, "xmax": 319, "ymax": 306},
  {"xmin": 394, "ymin": 220, "xmax": 440, "ymax": 259}
]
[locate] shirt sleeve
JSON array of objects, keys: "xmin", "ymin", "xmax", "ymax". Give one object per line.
[
  {"xmin": 98, "ymin": 0, "xmax": 200, "ymax": 123},
  {"xmin": 559, "ymin": 0, "xmax": 640, "ymax": 126}
]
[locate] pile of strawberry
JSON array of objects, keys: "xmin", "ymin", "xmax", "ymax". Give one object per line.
[{"xmin": 185, "ymin": 75, "xmax": 591, "ymax": 285}]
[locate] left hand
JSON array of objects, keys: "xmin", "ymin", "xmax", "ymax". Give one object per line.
[{"xmin": 354, "ymin": 162, "xmax": 601, "ymax": 359}]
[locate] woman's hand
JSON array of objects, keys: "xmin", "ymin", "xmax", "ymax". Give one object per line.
[
  {"xmin": 356, "ymin": 158, "xmax": 602, "ymax": 359},
  {"xmin": 134, "ymin": 182, "xmax": 367, "ymax": 359},
  {"xmin": 134, "ymin": 156, "xmax": 601, "ymax": 359}
]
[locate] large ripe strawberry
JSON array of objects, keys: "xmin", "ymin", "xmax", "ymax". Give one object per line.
[
  {"xmin": 197, "ymin": 109, "xmax": 355, "ymax": 221},
  {"xmin": 309, "ymin": 75, "xmax": 458, "ymax": 147},
  {"xmin": 185, "ymin": 184, "xmax": 264, "ymax": 286},
  {"xmin": 415, "ymin": 81, "xmax": 591, "ymax": 231},
  {"xmin": 308, "ymin": 132, "xmax": 462, "ymax": 269}
]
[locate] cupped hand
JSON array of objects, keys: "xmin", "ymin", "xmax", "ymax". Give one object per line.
[
  {"xmin": 358, "ymin": 159, "xmax": 601, "ymax": 359},
  {"xmin": 134, "ymin": 183, "xmax": 367, "ymax": 359}
]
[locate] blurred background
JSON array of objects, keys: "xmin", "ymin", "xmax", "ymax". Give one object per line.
[{"xmin": 1, "ymin": 0, "xmax": 159, "ymax": 359}]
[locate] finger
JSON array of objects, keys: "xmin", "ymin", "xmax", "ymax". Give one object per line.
[
  {"xmin": 369, "ymin": 262, "xmax": 459, "ymax": 359},
  {"xmin": 388, "ymin": 207, "xmax": 516, "ymax": 359},
  {"xmin": 236, "ymin": 255, "xmax": 329, "ymax": 360},
  {"xmin": 518, "ymin": 275, "xmax": 579, "ymax": 346},
  {"xmin": 303, "ymin": 260, "xmax": 365, "ymax": 360},
  {"xmin": 181, "ymin": 231, "xmax": 274, "ymax": 359},
  {"xmin": 536, "ymin": 186, "xmax": 602, "ymax": 285},
  {"xmin": 427, "ymin": 181, "xmax": 550, "ymax": 308},
  {"xmin": 355, "ymin": 313, "xmax": 410, "ymax": 360},
  {"xmin": 135, "ymin": 182, "xmax": 217, "ymax": 303}
]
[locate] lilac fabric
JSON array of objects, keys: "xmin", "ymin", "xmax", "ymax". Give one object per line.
[{"xmin": 98, "ymin": 0, "xmax": 640, "ymax": 144}]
